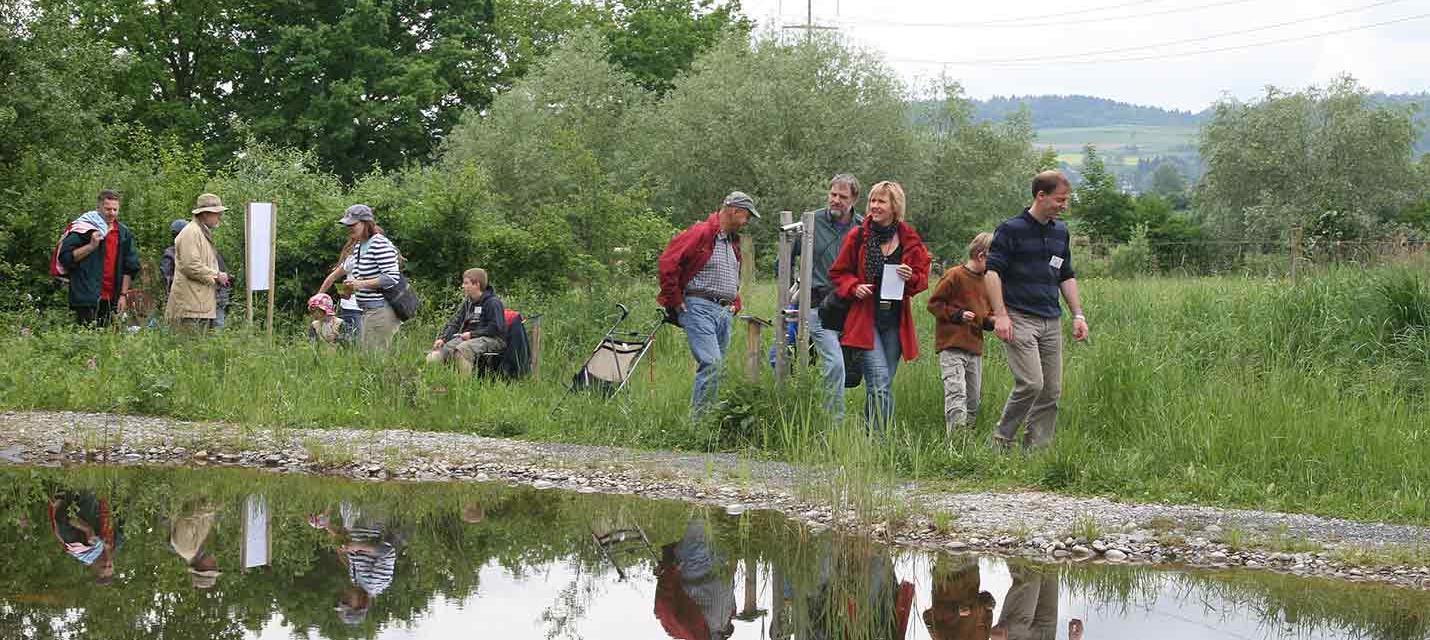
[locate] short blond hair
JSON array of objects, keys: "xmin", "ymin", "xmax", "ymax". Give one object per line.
[
  {"xmin": 462, "ymin": 268, "xmax": 488, "ymax": 287},
  {"xmin": 967, "ymin": 232, "xmax": 993, "ymax": 258},
  {"xmin": 867, "ymin": 181, "xmax": 906, "ymax": 222}
]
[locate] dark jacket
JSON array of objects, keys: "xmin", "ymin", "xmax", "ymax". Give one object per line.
[
  {"xmin": 657, "ymin": 212, "xmax": 743, "ymax": 313},
  {"xmin": 438, "ymin": 287, "xmax": 506, "ymax": 342},
  {"xmin": 791, "ymin": 208, "xmax": 862, "ymax": 300},
  {"xmin": 986, "ymin": 209, "xmax": 1075, "ymax": 319},
  {"xmin": 58, "ymin": 223, "xmax": 140, "ymax": 309}
]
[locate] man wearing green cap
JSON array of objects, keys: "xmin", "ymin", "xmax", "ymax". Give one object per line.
[
  {"xmin": 658, "ymin": 191, "xmax": 760, "ymax": 420},
  {"xmin": 166, "ymin": 193, "xmax": 233, "ymax": 330}
]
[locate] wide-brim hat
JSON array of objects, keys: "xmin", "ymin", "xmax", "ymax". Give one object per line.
[{"xmin": 191, "ymin": 193, "xmax": 227, "ymax": 215}]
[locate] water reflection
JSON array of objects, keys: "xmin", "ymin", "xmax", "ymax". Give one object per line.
[{"xmin": 0, "ymin": 465, "xmax": 1426, "ymax": 640}]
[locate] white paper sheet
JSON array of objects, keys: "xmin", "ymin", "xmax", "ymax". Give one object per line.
[
  {"xmin": 246, "ymin": 203, "xmax": 274, "ymax": 291},
  {"xmin": 879, "ymin": 264, "xmax": 905, "ymax": 300},
  {"xmin": 242, "ymin": 494, "xmax": 269, "ymax": 569}
]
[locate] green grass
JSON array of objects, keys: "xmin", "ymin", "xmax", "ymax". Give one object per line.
[{"xmin": 1, "ymin": 262, "xmax": 1427, "ymax": 525}]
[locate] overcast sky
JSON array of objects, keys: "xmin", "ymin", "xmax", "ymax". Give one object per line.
[{"xmin": 735, "ymin": 0, "xmax": 1430, "ymax": 111}]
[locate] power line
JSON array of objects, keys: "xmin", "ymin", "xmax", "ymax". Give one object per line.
[
  {"xmin": 890, "ymin": 0, "xmax": 1410, "ymax": 66},
  {"xmin": 890, "ymin": 11, "xmax": 1430, "ymax": 67},
  {"xmin": 806, "ymin": 0, "xmax": 1259, "ymax": 30}
]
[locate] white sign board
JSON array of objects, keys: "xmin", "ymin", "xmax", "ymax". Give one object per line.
[
  {"xmin": 241, "ymin": 494, "xmax": 270, "ymax": 569},
  {"xmin": 246, "ymin": 203, "xmax": 274, "ymax": 291}
]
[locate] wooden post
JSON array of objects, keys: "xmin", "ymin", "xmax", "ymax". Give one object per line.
[
  {"xmin": 740, "ymin": 316, "xmax": 765, "ymax": 377},
  {"xmin": 774, "ymin": 211, "xmax": 794, "ymax": 384},
  {"xmin": 1290, "ymin": 226, "xmax": 1302, "ymax": 283},
  {"xmin": 526, "ymin": 315, "xmax": 542, "ymax": 379},
  {"xmin": 245, "ymin": 208, "xmax": 253, "ymax": 328},
  {"xmin": 795, "ymin": 211, "xmax": 815, "ymax": 366},
  {"xmin": 739, "ymin": 233, "xmax": 754, "ymax": 298},
  {"xmin": 267, "ymin": 206, "xmax": 276, "ymax": 339}
]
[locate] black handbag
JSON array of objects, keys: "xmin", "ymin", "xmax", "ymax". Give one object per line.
[
  {"xmin": 818, "ymin": 293, "xmax": 852, "ymax": 332},
  {"xmin": 382, "ymin": 275, "xmax": 421, "ymax": 321}
]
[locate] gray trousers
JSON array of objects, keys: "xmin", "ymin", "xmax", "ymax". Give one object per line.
[
  {"xmin": 993, "ymin": 309, "xmax": 1063, "ymax": 449},
  {"xmin": 938, "ymin": 348, "xmax": 982, "ymax": 434}
]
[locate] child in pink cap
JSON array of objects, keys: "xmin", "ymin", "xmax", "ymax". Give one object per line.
[{"xmin": 307, "ymin": 293, "xmax": 345, "ymax": 345}]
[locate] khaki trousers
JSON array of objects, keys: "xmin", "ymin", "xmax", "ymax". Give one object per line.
[
  {"xmin": 993, "ymin": 309, "xmax": 1062, "ymax": 449},
  {"xmin": 360, "ymin": 305, "xmax": 402, "ymax": 351},
  {"xmin": 938, "ymin": 348, "xmax": 982, "ymax": 434}
]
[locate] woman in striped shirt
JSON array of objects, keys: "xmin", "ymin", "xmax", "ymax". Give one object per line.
[{"xmin": 317, "ymin": 204, "xmax": 405, "ymax": 350}]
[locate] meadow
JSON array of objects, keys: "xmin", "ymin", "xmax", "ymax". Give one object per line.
[
  {"xmin": 1035, "ymin": 124, "xmax": 1199, "ymax": 167},
  {"xmin": 1, "ymin": 261, "xmax": 1426, "ymax": 525}
]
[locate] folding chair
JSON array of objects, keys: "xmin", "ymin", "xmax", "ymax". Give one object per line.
[{"xmin": 554, "ymin": 304, "xmax": 664, "ymax": 411}]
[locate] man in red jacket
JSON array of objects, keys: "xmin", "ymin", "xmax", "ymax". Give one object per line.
[{"xmin": 658, "ymin": 191, "xmax": 760, "ymax": 420}]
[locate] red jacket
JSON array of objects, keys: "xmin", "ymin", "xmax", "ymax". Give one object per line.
[
  {"xmin": 658, "ymin": 212, "xmax": 743, "ymax": 312},
  {"xmin": 829, "ymin": 220, "xmax": 931, "ymax": 360}
]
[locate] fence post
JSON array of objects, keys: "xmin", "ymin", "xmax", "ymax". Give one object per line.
[
  {"xmin": 795, "ymin": 211, "xmax": 815, "ymax": 367},
  {"xmin": 739, "ymin": 315, "xmax": 769, "ymax": 377},
  {"xmin": 774, "ymin": 211, "xmax": 794, "ymax": 384},
  {"xmin": 1290, "ymin": 226, "xmax": 1302, "ymax": 283}
]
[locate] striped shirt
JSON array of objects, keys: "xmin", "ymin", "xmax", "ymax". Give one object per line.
[
  {"xmin": 340, "ymin": 503, "xmax": 397, "ymax": 596},
  {"xmin": 352, "ymin": 234, "xmax": 401, "ymax": 306},
  {"xmin": 684, "ymin": 232, "xmax": 739, "ymax": 301}
]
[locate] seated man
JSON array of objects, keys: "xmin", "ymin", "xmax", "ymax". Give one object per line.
[{"xmin": 426, "ymin": 268, "xmax": 506, "ymax": 374}]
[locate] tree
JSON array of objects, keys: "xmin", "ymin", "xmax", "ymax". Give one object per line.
[
  {"xmin": 601, "ymin": 0, "xmax": 750, "ymax": 95},
  {"xmin": 1149, "ymin": 163, "xmax": 1187, "ymax": 201},
  {"xmin": 632, "ymin": 35, "xmax": 916, "ymax": 232},
  {"xmin": 1072, "ymin": 145, "xmax": 1135, "ymax": 243},
  {"xmin": 911, "ymin": 81, "xmax": 1038, "ymax": 259},
  {"xmin": 1199, "ymin": 75, "xmax": 1420, "ymax": 243}
]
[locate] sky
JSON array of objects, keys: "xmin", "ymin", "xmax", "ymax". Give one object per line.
[{"xmin": 734, "ymin": 0, "xmax": 1430, "ymax": 111}]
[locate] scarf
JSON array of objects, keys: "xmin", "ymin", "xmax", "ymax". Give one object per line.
[{"xmin": 864, "ymin": 221, "xmax": 898, "ymax": 288}]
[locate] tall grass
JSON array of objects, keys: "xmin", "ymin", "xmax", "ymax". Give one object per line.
[{"xmin": 1, "ymin": 262, "xmax": 1426, "ymax": 524}]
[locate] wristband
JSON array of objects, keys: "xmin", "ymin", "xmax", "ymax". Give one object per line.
[{"xmin": 1073, "ymin": 314, "xmax": 1085, "ymax": 321}]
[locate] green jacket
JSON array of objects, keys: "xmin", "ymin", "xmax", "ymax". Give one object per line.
[
  {"xmin": 58, "ymin": 222, "xmax": 141, "ymax": 308},
  {"xmin": 791, "ymin": 207, "xmax": 863, "ymax": 298}
]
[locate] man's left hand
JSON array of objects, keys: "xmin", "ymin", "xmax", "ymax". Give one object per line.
[
  {"xmin": 117, "ymin": 294, "xmax": 128, "ymax": 313},
  {"xmin": 1072, "ymin": 317, "xmax": 1089, "ymax": 342}
]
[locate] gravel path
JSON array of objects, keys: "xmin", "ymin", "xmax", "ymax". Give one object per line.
[{"xmin": 2, "ymin": 409, "xmax": 1427, "ymax": 590}]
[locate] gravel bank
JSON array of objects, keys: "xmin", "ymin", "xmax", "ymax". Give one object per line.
[{"xmin": 2, "ymin": 410, "xmax": 1428, "ymax": 590}]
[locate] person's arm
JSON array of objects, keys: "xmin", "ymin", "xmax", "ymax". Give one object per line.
[
  {"xmin": 926, "ymin": 272, "xmax": 960, "ymax": 323},
  {"xmin": 657, "ymin": 228, "xmax": 693, "ymax": 313},
  {"xmin": 436, "ymin": 304, "xmax": 464, "ymax": 346},
  {"xmin": 903, "ymin": 238, "xmax": 931, "ymax": 296},
  {"xmin": 318, "ymin": 264, "xmax": 347, "ymax": 295},
  {"xmin": 1060, "ymin": 278, "xmax": 1089, "ymax": 341},
  {"xmin": 64, "ymin": 232, "xmax": 102, "ymax": 265},
  {"xmin": 986, "ymin": 270, "xmax": 1013, "ymax": 342}
]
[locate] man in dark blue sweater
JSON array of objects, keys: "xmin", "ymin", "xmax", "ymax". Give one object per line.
[{"xmin": 985, "ymin": 171, "xmax": 1090, "ymax": 450}]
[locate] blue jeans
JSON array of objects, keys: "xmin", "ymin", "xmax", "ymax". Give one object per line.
[
  {"xmin": 680, "ymin": 297, "xmax": 732, "ymax": 421},
  {"xmin": 863, "ymin": 324, "xmax": 902, "ymax": 431},
  {"xmin": 808, "ymin": 310, "xmax": 846, "ymax": 420}
]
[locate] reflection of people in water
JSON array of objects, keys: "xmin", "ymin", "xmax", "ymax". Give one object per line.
[
  {"xmin": 991, "ymin": 563, "xmax": 1058, "ymax": 640},
  {"xmin": 309, "ymin": 503, "xmax": 403, "ymax": 625},
  {"xmin": 923, "ymin": 555, "xmax": 995, "ymax": 640},
  {"xmin": 653, "ymin": 518, "xmax": 736, "ymax": 640},
  {"xmin": 47, "ymin": 490, "xmax": 123, "ymax": 585},
  {"xmin": 460, "ymin": 502, "xmax": 485, "ymax": 524},
  {"xmin": 170, "ymin": 501, "xmax": 221, "ymax": 589}
]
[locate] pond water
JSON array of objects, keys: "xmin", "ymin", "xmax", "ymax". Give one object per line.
[{"xmin": 0, "ymin": 465, "xmax": 1426, "ymax": 640}]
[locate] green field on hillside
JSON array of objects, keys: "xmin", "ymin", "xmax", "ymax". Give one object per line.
[{"xmin": 1035, "ymin": 124, "xmax": 1199, "ymax": 167}]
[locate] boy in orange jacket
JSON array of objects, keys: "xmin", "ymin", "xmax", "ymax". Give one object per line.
[{"xmin": 927, "ymin": 233, "xmax": 996, "ymax": 439}]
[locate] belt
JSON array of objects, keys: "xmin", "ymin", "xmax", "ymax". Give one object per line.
[{"xmin": 687, "ymin": 291, "xmax": 735, "ymax": 307}]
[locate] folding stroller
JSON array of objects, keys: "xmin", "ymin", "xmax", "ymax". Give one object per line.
[{"xmin": 562, "ymin": 303, "xmax": 664, "ymax": 402}]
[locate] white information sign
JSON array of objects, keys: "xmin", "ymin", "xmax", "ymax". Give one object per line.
[
  {"xmin": 246, "ymin": 203, "xmax": 274, "ymax": 291},
  {"xmin": 241, "ymin": 494, "xmax": 270, "ymax": 569}
]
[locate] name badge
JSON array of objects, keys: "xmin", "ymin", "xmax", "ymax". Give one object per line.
[{"xmin": 1049, "ymin": 255, "xmax": 1064, "ymax": 269}]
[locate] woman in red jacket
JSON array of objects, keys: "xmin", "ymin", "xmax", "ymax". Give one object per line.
[{"xmin": 829, "ymin": 181, "xmax": 931, "ymax": 430}]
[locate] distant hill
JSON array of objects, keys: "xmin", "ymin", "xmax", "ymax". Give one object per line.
[
  {"xmin": 970, "ymin": 95, "xmax": 1204, "ymax": 129},
  {"xmin": 1370, "ymin": 92, "xmax": 1430, "ymax": 155}
]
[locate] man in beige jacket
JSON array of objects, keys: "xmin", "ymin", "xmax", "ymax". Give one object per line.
[{"xmin": 165, "ymin": 193, "xmax": 232, "ymax": 329}]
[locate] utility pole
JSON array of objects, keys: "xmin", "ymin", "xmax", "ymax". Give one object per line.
[{"xmin": 781, "ymin": 0, "xmax": 836, "ymax": 42}]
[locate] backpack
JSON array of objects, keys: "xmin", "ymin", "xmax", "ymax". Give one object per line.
[{"xmin": 49, "ymin": 223, "xmax": 78, "ymax": 278}]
